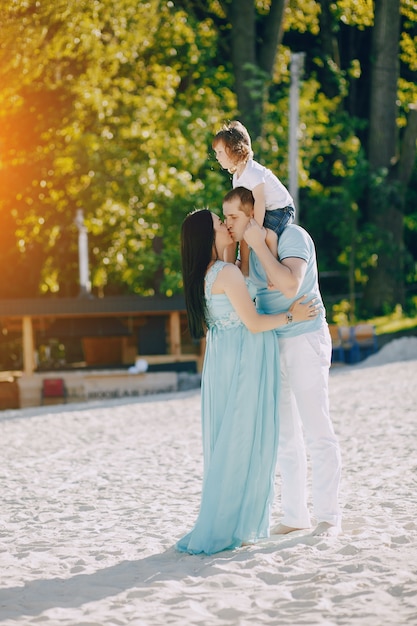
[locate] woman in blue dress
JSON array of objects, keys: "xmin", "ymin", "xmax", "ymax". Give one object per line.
[{"xmin": 176, "ymin": 209, "xmax": 318, "ymax": 555}]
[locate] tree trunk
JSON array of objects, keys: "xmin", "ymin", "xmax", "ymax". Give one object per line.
[
  {"xmin": 362, "ymin": 0, "xmax": 404, "ymax": 313},
  {"xmin": 398, "ymin": 104, "xmax": 417, "ymax": 186},
  {"xmin": 368, "ymin": 0, "xmax": 400, "ymax": 169},
  {"xmin": 317, "ymin": 0, "xmax": 341, "ymax": 98},
  {"xmin": 257, "ymin": 0, "xmax": 288, "ymax": 76},
  {"xmin": 230, "ymin": 0, "xmax": 258, "ymax": 133},
  {"xmin": 229, "ymin": 0, "xmax": 286, "ymax": 140}
]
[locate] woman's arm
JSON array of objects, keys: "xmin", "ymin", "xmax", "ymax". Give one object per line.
[{"xmin": 216, "ymin": 264, "xmax": 316, "ymax": 333}]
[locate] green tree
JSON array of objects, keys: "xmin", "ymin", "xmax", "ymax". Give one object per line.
[
  {"xmin": 0, "ymin": 0, "xmax": 233, "ymax": 298},
  {"xmin": 1, "ymin": 0, "xmax": 416, "ymax": 316},
  {"xmin": 281, "ymin": 0, "xmax": 417, "ymax": 317},
  {"xmin": 362, "ymin": 0, "xmax": 417, "ymax": 313},
  {"xmin": 176, "ymin": 0, "xmax": 288, "ymax": 139}
]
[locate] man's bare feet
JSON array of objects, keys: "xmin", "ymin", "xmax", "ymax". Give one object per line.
[
  {"xmin": 270, "ymin": 523, "xmax": 307, "ymax": 535},
  {"xmin": 311, "ymin": 521, "xmax": 341, "ymax": 537}
]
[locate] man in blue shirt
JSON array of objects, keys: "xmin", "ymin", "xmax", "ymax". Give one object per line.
[{"xmin": 223, "ymin": 187, "xmax": 342, "ymax": 537}]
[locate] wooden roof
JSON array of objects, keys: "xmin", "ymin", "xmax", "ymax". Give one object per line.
[{"xmin": 0, "ymin": 295, "xmax": 187, "ymax": 319}]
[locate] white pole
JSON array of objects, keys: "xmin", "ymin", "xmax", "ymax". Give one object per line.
[
  {"xmin": 75, "ymin": 209, "xmax": 91, "ymax": 296},
  {"xmin": 289, "ymin": 52, "xmax": 305, "ymax": 224}
]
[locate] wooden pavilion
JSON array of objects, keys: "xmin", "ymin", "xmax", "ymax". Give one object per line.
[{"xmin": 0, "ymin": 295, "xmax": 203, "ymax": 408}]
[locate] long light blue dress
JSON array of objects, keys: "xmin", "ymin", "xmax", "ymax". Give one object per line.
[{"xmin": 176, "ymin": 261, "xmax": 280, "ymax": 555}]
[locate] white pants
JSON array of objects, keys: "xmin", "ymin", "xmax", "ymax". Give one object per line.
[{"xmin": 277, "ymin": 326, "xmax": 342, "ymax": 528}]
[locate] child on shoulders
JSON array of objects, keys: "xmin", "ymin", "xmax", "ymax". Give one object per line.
[{"xmin": 213, "ymin": 120, "xmax": 295, "ymax": 274}]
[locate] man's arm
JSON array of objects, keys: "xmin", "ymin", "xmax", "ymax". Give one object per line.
[{"xmin": 243, "ymin": 219, "xmax": 307, "ymax": 298}]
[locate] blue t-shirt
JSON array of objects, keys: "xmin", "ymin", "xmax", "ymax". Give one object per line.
[{"xmin": 249, "ymin": 224, "xmax": 326, "ymax": 337}]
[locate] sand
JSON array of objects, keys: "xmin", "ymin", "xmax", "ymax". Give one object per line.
[{"xmin": 0, "ymin": 338, "xmax": 417, "ymax": 626}]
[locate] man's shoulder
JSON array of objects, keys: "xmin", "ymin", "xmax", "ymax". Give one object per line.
[
  {"xmin": 278, "ymin": 225, "xmax": 313, "ymax": 259},
  {"xmin": 280, "ymin": 224, "xmax": 311, "ymax": 241}
]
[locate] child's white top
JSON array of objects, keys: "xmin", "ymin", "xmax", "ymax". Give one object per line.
[{"xmin": 233, "ymin": 159, "xmax": 293, "ymax": 211}]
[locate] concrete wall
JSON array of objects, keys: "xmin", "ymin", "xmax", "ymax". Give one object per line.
[{"xmin": 17, "ymin": 370, "xmax": 178, "ymax": 409}]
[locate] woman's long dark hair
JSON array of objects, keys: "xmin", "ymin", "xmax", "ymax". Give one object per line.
[{"xmin": 181, "ymin": 209, "xmax": 214, "ymax": 339}]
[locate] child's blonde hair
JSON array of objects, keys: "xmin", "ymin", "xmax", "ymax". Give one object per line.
[{"xmin": 212, "ymin": 120, "xmax": 253, "ymax": 169}]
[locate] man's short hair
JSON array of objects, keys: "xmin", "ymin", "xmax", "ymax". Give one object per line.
[{"xmin": 223, "ymin": 187, "xmax": 254, "ymax": 216}]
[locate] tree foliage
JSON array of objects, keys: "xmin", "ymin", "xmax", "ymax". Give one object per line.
[
  {"xmin": 0, "ymin": 0, "xmax": 416, "ymax": 319},
  {"xmin": 0, "ymin": 0, "xmax": 233, "ymax": 297}
]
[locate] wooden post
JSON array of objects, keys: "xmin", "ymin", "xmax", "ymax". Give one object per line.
[
  {"xmin": 169, "ymin": 311, "xmax": 181, "ymax": 355},
  {"xmin": 22, "ymin": 316, "xmax": 35, "ymax": 376}
]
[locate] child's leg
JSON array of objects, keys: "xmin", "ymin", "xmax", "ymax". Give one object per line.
[
  {"xmin": 263, "ymin": 208, "xmax": 294, "ymax": 289},
  {"xmin": 265, "ymin": 229, "xmax": 278, "ymax": 260},
  {"xmin": 264, "ymin": 229, "xmax": 278, "ymax": 289},
  {"xmin": 239, "ymin": 240, "xmax": 250, "ymax": 276},
  {"xmin": 223, "ymin": 242, "xmax": 238, "ymax": 264},
  {"xmin": 264, "ymin": 206, "xmax": 295, "ymax": 238}
]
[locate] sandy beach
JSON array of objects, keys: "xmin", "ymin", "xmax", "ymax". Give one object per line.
[{"xmin": 1, "ymin": 337, "xmax": 417, "ymax": 626}]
